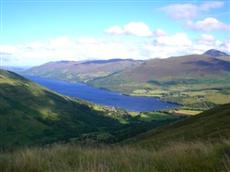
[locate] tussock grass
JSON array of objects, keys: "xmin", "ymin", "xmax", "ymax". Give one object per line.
[{"xmin": 0, "ymin": 140, "xmax": 229, "ymax": 172}]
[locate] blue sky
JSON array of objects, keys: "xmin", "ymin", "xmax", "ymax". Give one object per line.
[{"xmin": 0, "ymin": 0, "xmax": 230, "ymax": 66}]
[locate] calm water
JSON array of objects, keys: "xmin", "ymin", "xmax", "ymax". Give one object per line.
[{"xmin": 25, "ymin": 76, "xmax": 179, "ymax": 112}]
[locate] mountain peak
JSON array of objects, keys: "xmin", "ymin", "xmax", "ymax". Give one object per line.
[{"xmin": 203, "ymin": 49, "xmax": 229, "ymax": 57}]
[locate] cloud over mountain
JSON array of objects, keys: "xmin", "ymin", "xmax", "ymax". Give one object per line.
[
  {"xmin": 106, "ymin": 22, "xmax": 153, "ymax": 37},
  {"xmin": 187, "ymin": 17, "xmax": 230, "ymax": 32}
]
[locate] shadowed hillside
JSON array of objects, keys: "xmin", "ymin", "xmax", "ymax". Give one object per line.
[
  {"xmin": 0, "ymin": 69, "xmax": 180, "ymax": 148},
  {"xmin": 0, "ymin": 70, "xmax": 127, "ymax": 148},
  {"xmin": 0, "ymin": 104, "xmax": 229, "ymax": 172}
]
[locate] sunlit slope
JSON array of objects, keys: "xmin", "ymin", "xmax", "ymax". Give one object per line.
[
  {"xmin": 89, "ymin": 54, "xmax": 230, "ymax": 108},
  {"xmin": 0, "ymin": 70, "xmax": 125, "ymax": 148},
  {"xmin": 90, "ymin": 55, "xmax": 230, "ymax": 87},
  {"xmin": 24, "ymin": 59, "xmax": 143, "ymax": 82},
  {"xmin": 130, "ymin": 103, "xmax": 230, "ymax": 146}
]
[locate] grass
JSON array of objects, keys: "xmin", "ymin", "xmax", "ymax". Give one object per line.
[
  {"xmin": 0, "ymin": 139, "xmax": 229, "ymax": 172},
  {"xmin": 127, "ymin": 103, "xmax": 230, "ymax": 147}
]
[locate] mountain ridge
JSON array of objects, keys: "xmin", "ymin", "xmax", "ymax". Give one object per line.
[
  {"xmin": 203, "ymin": 49, "xmax": 229, "ymax": 57},
  {"xmin": 22, "ymin": 49, "xmax": 230, "ymax": 108}
]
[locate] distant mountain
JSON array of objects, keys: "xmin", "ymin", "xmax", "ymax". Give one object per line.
[
  {"xmin": 82, "ymin": 59, "xmax": 140, "ymax": 64},
  {"xmin": 23, "ymin": 59, "xmax": 143, "ymax": 82},
  {"xmin": 1, "ymin": 66, "xmax": 30, "ymax": 72},
  {"xmin": 88, "ymin": 54, "xmax": 230, "ymax": 108},
  {"xmin": 89, "ymin": 54, "xmax": 230, "ymax": 86},
  {"xmin": 24, "ymin": 51, "xmax": 230, "ymax": 85},
  {"xmin": 22, "ymin": 51, "xmax": 230, "ymax": 108},
  {"xmin": 203, "ymin": 49, "xmax": 229, "ymax": 57}
]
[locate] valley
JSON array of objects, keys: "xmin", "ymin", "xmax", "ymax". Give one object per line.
[
  {"xmin": 0, "ymin": 69, "xmax": 181, "ymax": 148},
  {"xmin": 1, "ymin": 0, "xmax": 230, "ymax": 171},
  {"xmin": 1, "ymin": 49, "xmax": 230, "ymax": 172},
  {"xmin": 25, "ymin": 75, "xmax": 179, "ymax": 112}
]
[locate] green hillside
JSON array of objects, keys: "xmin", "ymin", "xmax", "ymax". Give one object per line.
[
  {"xmin": 0, "ymin": 104, "xmax": 229, "ymax": 172},
  {"xmin": 0, "ymin": 69, "xmax": 124, "ymax": 148},
  {"xmin": 0, "ymin": 69, "xmax": 180, "ymax": 148},
  {"xmin": 129, "ymin": 103, "xmax": 230, "ymax": 147}
]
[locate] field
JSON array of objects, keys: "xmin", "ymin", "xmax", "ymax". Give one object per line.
[{"xmin": 93, "ymin": 77, "xmax": 230, "ymax": 110}]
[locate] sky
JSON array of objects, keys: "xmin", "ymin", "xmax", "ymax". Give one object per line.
[{"xmin": 0, "ymin": 0, "xmax": 230, "ymax": 66}]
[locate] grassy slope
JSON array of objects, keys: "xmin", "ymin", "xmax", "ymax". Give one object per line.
[
  {"xmin": 128, "ymin": 103, "xmax": 230, "ymax": 147},
  {"xmin": 0, "ymin": 69, "xmax": 128, "ymax": 148},
  {"xmin": 0, "ymin": 70, "xmax": 180, "ymax": 148},
  {"xmin": 0, "ymin": 104, "xmax": 229, "ymax": 172}
]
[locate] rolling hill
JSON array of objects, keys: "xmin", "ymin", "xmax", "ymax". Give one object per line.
[
  {"xmin": 129, "ymin": 103, "xmax": 230, "ymax": 146},
  {"xmin": 24, "ymin": 59, "xmax": 143, "ymax": 82},
  {"xmin": 90, "ymin": 53, "xmax": 230, "ymax": 86}
]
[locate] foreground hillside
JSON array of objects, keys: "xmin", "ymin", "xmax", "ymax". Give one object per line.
[
  {"xmin": 0, "ymin": 69, "xmax": 180, "ymax": 148},
  {"xmin": 1, "ymin": 104, "xmax": 229, "ymax": 172},
  {"xmin": 0, "ymin": 69, "xmax": 124, "ymax": 148},
  {"xmin": 128, "ymin": 103, "xmax": 230, "ymax": 146}
]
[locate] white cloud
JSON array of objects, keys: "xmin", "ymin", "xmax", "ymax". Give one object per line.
[
  {"xmin": 161, "ymin": 4, "xmax": 198, "ymax": 20},
  {"xmin": 200, "ymin": 1, "xmax": 224, "ymax": 11},
  {"xmin": 154, "ymin": 29, "xmax": 167, "ymax": 37},
  {"xmin": 105, "ymin": 26, "xmax": 124, "ymax": 35},
  {"xmin": 143, "ymin": 32, "xmax": 193, "ymax": 58},
  {"xmin": 1, "ymin": 32, "xmax": 230, "ymax": 66},
  {"xmin": 161, "ymin": 1, "xmax": 224, "ymax": 19},
  {"xmin": 191, "ymin": 34, "xmax": 222, "ymax": 53},
  {"xmin": 219, "ymin": 39, "xmax": 230, "ymax": 53},
  {"xmin": 106, "ymin": 22, "xmax": 153, "ymax": 37},
  {"xmin": 144, "ymin": 32, "xmax": 230, "ymax": 58},
  {"xmin": 49, "ymin": 36, "xmax": 76, "ymax": 48},
  {"xmin": 155, "ymin": 33, "xmax": 192, "ymax": 46},
  {"xmin": 0, "ymin": 45, "xmax": 18, "ymax": 54},
  {"xmin": 197, "ymin": 34, "xmax": 216, "ymax": 45},
  {"xmin": 0, "ymin": 36, "xmax": 144, "ymax": 66},
  {"xmin": 187, "ymin": 17, "xmax": 230, "ymax": 32},
  {"xmin": 123, "ymin": 22, "xmax": 153, "ymax": 37}
]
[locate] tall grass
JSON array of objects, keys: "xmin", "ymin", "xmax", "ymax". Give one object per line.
[{"xmin": 0, "ymin": 139, "xmax": 229, "ymax": 172}]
